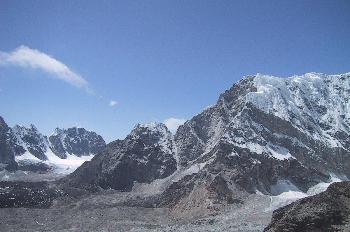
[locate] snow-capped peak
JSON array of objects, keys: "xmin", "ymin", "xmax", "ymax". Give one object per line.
[{"xmin": 245, "ymin": 72, "xmax": 350, "ymax": 148}]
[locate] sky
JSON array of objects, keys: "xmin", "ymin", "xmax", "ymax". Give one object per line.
[{"xmin": 0, "ymin": 0, "xmax": 350, "ymax": 142}]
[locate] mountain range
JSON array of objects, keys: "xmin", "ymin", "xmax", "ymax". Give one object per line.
[
  {"xmin": 60, "ymin": 72, "xmax": 350, "ymax": 219},
  {"xmin": 0, "ymin": 118, "xmax": 106, "ymax": 174},
  {"xmin": 1, "ymin": 72, "xmax": 350, "ymax": 230}
]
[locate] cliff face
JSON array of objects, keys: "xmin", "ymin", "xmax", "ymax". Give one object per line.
[{"xmin": 0, "ymin": 116, "xmax": 16, "ymax": 170}]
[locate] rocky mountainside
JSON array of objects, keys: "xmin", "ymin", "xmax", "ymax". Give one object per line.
[
  {"xmin": 264, "ymin": 181, "xmax": 350, "ymax": 231},
  {"xmin": 62, "ymin": 72, "xmax": 350, "ymax": 214},
  {"xmin": 49, "ymin": 127, "xmax": 106, "ymax": 159},
  {"xmin": 64, "ymin": 123, "xmax": 177, "ymax": 191},
  {"xmin": 10, "ymin": 125, "xmax": 106, "ymax": 160}
]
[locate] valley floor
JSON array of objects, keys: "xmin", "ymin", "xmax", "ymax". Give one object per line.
[{"xmin": 0, "ymin": 191, "xmax": 272, "ymax": 232}]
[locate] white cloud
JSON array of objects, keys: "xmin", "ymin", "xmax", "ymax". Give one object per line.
[
  {"xmin": 164, "ymin": 117, "xmax": 186, "ymax": 133},
  {"xmin": 0, "ymin": 46, "xmax": 88, "ymax": 90},
  {"xmin": 109, "ymin": 100, "xmax": 118, "ymax": 107}
]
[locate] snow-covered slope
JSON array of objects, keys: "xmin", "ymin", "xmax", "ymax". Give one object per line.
[{"xmin": 248, "ymin": 72, "xmax": 350, "ymax": 148}]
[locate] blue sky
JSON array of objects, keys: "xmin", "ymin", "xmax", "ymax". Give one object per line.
[{"xmin": 1, "ymin": 0, "xmax": 349, "ymax": 142}]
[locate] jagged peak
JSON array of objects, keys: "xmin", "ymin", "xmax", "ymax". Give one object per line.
[
  {"xmin": 29, "ymin": 124, "xmax": 38, "ymax": 131},
  {"xmin": 129, "ymin": 122, "xmax": 172, "ymax": 142},
  {"xmin": 12, "ymin": 124, "xmax": 40, "ymax": 134},
  {"xmin": 51, "ymin": 127, "xmax": 96, "ymax": 136},
  {"xmin": 0, "ymin": 116, "xmax": 8, "ymax": 128},
  {"xmin": 254, "ymin": 71, "xmax": 350, "ymax": 82},
  {"xmin": 133, "ymin": 122, "xmax": 169, "ymax": 132}
]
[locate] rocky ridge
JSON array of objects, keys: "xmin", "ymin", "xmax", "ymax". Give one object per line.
[
  {"xmin": 63, "ymin": 72, "xmax": 350, "ymax": 214},
  {"xmin": 64, "ymin": 123, "xmax": 177, "ymax": 191}
]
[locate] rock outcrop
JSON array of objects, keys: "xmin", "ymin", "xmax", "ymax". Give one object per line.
[{"xmin": 264, "ymin": 181, "xmax": 350, "ymax": 231}]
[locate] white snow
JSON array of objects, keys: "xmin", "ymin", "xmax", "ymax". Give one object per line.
[
  {"xmin": 44, "ymin": 149, "xmax": 94, "ymax": 174},
  {"xmin": 265, "ymin": 191, "xmax": 308, "ymax": 212},
  {"xmin": 15, "ymin": 149, "xmax": 94, "ymax": 175},
  {"xmin": 266, "ymin": 144, "xmax": 294, "ymax": 160},
  {"xmin": 306, "ymin": 174, "xmax": 342, "ymax": 195},
  {"xmin": 15, "ymin": 151, "xmax": 41, "ymax": 162}
]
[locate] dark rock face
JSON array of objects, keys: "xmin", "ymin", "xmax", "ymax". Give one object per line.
[
  {"xmin": 49, "ymin": 127, "xmax": 106, "ymax": 158},
  {"xmin": 63, "ymin": 123, "xmax": 177, "ymax": 191},
  {"xmin": 264, "ymin": 181, "xmax": 350, "ymax": 232},
  {"xmin": 0, "ymin": 181, "xmax": 63, "ymax": 208},
  {"xmin": 0, "ymin": 116, "xmax": 17, "ymax": 170},
  {"xmin": 16, "ymin": 160, "xmax": 52, "ymax": 173}
]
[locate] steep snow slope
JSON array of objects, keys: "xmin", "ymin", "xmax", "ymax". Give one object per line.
[{"xmin": 248, "ymin": 73, "xmax": 350, "ymax": 148}]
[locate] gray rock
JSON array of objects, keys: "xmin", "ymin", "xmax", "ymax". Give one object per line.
[
  {"xmin": 49, "ymin": 127, "xmax": 106, "ymax": 158},
  {"xmin": 62, "ymin": 123, "xmax": 177, "ymax": 191}
]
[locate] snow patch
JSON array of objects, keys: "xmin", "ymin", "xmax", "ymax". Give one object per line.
[
  {"xmin": 267, "ymin": 144, "xmax": 294, "ymax": 160},
  {"xmin": 15, "ymin": 152, "xmax": 41, "ymax": 162},
  {"xmin": 307, "ymin": 174, "xmax": 342, "ymax": 195},
  {"xmin": 265, "ymin": 175, "xmax": 344, "ymax": 212},
  {"xmin": 15, "ymin": 149, "xmax": 94, "ymax": 175}
]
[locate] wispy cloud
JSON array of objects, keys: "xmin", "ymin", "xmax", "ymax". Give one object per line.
[
  {"xmin": 0, "ymin": 46, "xmax": 89, "ymax": 90},
  {"xmin": 109, "ymin": 100, "xmax": 118, "ymax": 107},
  {"xmin": 164, "ymin": 117, "xmax": 186, "ymax": 133}
]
